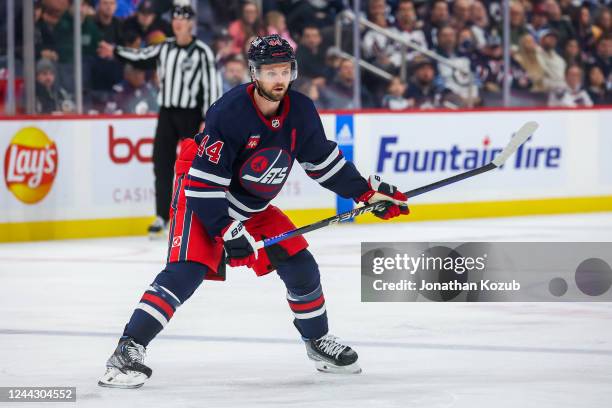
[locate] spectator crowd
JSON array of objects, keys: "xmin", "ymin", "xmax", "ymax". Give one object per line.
[{"xmin": 7, "ymin": 0, "xmax": 612, "ymax": 113}]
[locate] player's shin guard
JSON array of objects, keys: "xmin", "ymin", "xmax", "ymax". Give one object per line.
[
  {"xmin": 287, "ymin": 284, "xmax": 328, "ymax": 340},
  {"xmin": 101, "ymin": 262, "xmax": 206, "ymax": 388},
  {"xmin": 276, "ymin": 250, "xmax": 328, "ymax": 340},
  {"xmin": 123, "ymin": 262, "xmax": 206, "ymax": 347},
  {"xmin": 276, "ymin": 250, "xmax": 360, "ymax": 374},
  {"xmin": 122, "ymin": 282, "xmax": 181, "ymax": 347}
]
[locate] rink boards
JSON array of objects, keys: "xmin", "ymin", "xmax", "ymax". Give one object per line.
[{"xmin": 1, "ymin": 107, "xmax": 611, "ymax": 241}]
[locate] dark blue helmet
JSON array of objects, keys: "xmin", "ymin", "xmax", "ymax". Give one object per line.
[{"xmin": 247, "ymin": 35, "xmax": 298, "ymax": 81}]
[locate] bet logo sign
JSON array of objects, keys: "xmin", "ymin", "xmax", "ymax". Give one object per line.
[
  {"xmin": 4, "ymin": 127, "xmax": 58, "ymax": 204},
  {"xmin": 108, "ymin": 125, "xmax": 153, "ymax": 164}
]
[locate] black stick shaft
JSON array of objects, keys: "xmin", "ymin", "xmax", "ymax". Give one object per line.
[
  {"xmin": 405, "ymin": 163, "xmax": 496, "ymax": 198},
  {"xmin": 260, "ymin": 162, "xmax": 497, "ymax": 248}
]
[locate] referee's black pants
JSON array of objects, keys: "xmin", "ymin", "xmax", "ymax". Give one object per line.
[{"xmin": 153, "ymin": 107, "xmax": 202, "ymax": 222}]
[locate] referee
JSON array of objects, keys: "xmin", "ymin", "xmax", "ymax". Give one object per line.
[{"xmin": 98, "ymin": 0, "xmax": 221, "ymax": 236}]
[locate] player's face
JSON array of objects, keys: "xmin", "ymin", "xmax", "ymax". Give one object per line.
[{"xmin": 256, "ymin": 62, "xmax": 292, "ymax": 101}]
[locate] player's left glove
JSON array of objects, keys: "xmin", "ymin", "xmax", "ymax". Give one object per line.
[{"xmin": 356, "ymin": 175, "xmax": 410, "ymax": 220}]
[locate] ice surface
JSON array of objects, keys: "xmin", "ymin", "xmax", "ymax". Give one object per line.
[{"xmin": 1, "ymin": 213, "xmax": 611, "ymax": 408}]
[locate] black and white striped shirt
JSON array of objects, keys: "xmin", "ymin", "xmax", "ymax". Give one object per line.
[{"xmin": 115, "ymin": 38, "xmax": 221, "ymax": 117}]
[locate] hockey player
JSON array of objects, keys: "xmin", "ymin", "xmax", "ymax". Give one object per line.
[{"xmin": 98, "ymin": 35, "xmax": 409, "ymax": 389}]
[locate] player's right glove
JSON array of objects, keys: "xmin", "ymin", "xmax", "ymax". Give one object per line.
[
  {"xmin": 221, "ymin": 220, "xmax": 258, "ymax": 267},
  {"xmin": 356, "ymin": 175, "xmax": 410, "ymax": 220}
]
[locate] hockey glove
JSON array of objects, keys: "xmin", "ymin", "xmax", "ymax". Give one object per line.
[
  {"xmin": 357, "ymin": 175, "xmax": 410, "ymax": 220},
  {"xmin": 222, "ymin": 220, "xmax": 258, "ymax": 267}
]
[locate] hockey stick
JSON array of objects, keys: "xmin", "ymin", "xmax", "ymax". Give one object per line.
[{"xmin": 254, "ymin": 121, "xmax": 539, "ymax": 250}]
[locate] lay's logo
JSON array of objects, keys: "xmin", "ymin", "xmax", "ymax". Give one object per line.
[{"xmin": 4, "ymin": 127, "xmax": 58, "ymax": 204}]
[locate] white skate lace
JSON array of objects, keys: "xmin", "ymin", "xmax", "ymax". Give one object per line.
[
  {"xmin": 125, "ymin": 341, "xmax": 146, "ymax": 364},
  {"xmin": 316, "ymin": 335, "xmax": 348, "ymax": 359}
]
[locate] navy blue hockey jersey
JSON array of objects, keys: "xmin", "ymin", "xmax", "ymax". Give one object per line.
[{"xmin": 184, "ymin": 83, "xmax": 369, "ymax": 238}]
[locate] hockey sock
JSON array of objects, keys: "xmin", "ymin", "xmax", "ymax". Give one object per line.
[
  {"xmin": 276, "ymin": 250, "xmax": 328, "ymax": 340},
  {"xmin": 123, "ymin": 261, "xmax": 207, "ymax": 346}
]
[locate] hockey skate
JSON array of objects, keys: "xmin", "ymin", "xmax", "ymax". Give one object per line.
[
  {"xmin": 98, "ymin": 337, "xmax": 152, "ymax": 389},
  {"xmin": 305, "ymin": 334, "xmax": 362, "ymax": 374},
  {"xmin": 147, "ymin": 216, "xmax": 168, "ymax": 240}
]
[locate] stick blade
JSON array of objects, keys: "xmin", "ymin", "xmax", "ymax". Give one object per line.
[{"xmin": 492, "ymin": 121, "xmax": 539, "ymax": 167}]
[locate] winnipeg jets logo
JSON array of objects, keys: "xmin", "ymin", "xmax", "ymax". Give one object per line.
[
  {"xmin": 271, "ymin": 119, "xmax": 280, "ymax": 128},
  {"xmin": 243, "ymin": 167, "xmax": 287, "ymax": 185},
  {"xmin": 240, "ymin": 148, "xmax": 292, "ymax": 199},
  {"xmin": 246, "ymin": 135, "xmax": 260, "ymax": 149}
]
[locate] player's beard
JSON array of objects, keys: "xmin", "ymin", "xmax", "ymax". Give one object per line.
[{"xmin": 256, "ymin": 80, "xmax": 288, "ymax": 102}]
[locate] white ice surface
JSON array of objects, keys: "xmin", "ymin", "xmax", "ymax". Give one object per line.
[{"xmin": 1, "ymin": 213, "xmax": 612, "ymax": 408}]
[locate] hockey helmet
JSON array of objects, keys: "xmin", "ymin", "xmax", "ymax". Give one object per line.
[
  {"xmin": 172, "ymin": 0, "xmax": 195, "ymax": 19},
  {"xmin": 247, "ymin": 35, "xmax": 298, "ymax": 82}
]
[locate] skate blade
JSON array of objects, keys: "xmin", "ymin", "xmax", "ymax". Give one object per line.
[
  {"xmin": 98, "ymin": 381, "xmax": 144, "ymax": 389},
  {"xmin": 98, "ymin": 367, "xmax": 148, "ymax": 389},
  {"xmin": 314, "ymin": 360, "xmax": 362, "ymax": 374}
]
